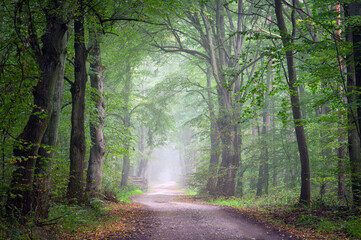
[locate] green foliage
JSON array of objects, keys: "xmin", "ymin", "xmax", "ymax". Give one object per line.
[
  {"xmin": 1, "ymin": 0, "xmax": 361, "ymax": 236},
  {"xmin": 209, "ymin": 187, "xmax": 299, "ymax": 208},
  {"xmin": 117, "ymin": 188, "xmax": 143, "ymax": 204},
  {"xmin": 343, "ymin": 217, "xmax": 361, "ymax": 238},
  {"xmin": 185, "ymin": 189, "xmax": 198, "ymax": 196},
  {"xmin": 316, "ymin": 219, "xmax": 340, "ymax": 234},
  {"xmin": 186, "ymin": 162, "xmax": 210, "ymax": 193},
  {"xmin": 296, "ymin": 213, "xmax": 318, "ymax": 226},
  {"xmin": 48, "ymin": 203, "xmax": 106, "ymax": 233},
  {"xmin": 0, "ymin": 217, "xmax": 34, "ymax": 240}
]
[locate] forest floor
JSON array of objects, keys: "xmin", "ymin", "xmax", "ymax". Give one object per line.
[{"xmin": 57, "ymin": 182, "xmax": 357, "ymax": 240}]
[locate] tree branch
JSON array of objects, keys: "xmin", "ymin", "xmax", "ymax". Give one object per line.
[{"xmin": 64, "ymin": 76, "xmax": 74, "ymax": 86}]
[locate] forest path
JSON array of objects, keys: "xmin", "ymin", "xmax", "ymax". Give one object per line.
[{"xmin": 107, "ymin": 182, "xmax": 295, "ymax": 240}]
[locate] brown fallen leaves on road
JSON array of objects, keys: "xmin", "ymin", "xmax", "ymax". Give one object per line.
[{"xmin": 59, "ymin": 202, "xmax": 155, "ymax": 240}]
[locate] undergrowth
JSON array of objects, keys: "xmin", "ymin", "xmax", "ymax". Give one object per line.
[
  {"xmin": 206, "ymin": 192, "xmax": 361, "ymax": 239},
  {"xmin": 0, "ymin": 187, "xmax": 144, "ymax": 239}
]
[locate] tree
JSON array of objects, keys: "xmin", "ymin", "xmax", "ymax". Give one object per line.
[
  {"xmin": 274, "ymin": 0, "xmax": 311, "ymax": 204},
  {"xmin": 32, "ymin": 37, "xmax": 67, "ymax": 218},
  {"xmin": 344, "ymin": 1, "xmax": 361, "ymax": 207},
  {"xmin": 6, "ymin": 0, "xmax": 71, "ymax": 217},
  {"xmin": 86, "ymin": 25, "xmax": 106, "ymax": 195},
  {"xmin": 67, "ymin": 0, "xmax": 88, "ymax": 202},
  {"xmin": 120, "ymin": 62, "xmax": 132, "ymax": 187}
]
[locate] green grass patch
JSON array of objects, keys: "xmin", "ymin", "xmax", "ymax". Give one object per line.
[
  {"xmin": 343, "ymin": 217, "xmax": 361, "ymax": 238},
  {"xmin": 208, "ymin": 190, "xmax": 298, "ymax": 209},
  {"xmin": 184, "ymin": 189, "xmax": 198, "ymax": 196},
  {"xmin": 316, "ymin": 219, "xmax": 340, "ymax": 234},
  {"xmin": 117, "ymin": 189, "xmax": 143, "ymax": 203},
  {"xmin": 49, "ymin": 202, "xmax": 107, "ymax": 233}
]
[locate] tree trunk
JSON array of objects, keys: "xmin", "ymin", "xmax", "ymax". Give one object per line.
[
  {"xmin": 86, "ymin": 28, "xmax": 106, "ymax": 195},
  {"xmin": 121, "ymin": 152, "xmax": 130, "ymax": 187},
  {"xmin": 256, "ymin": 152, "xmax": 264, "ymax": 196},
  {"xmin": 120, "ymin": 63, "xmax": 132, "ymax": 187},
  {"xmin": 140, "ymin": 146, "xmax": 153, "ymax": 179},
  {"xmin": 201, "ymin": 4, "xmax": 237, "ymax": 197},
  {"xmin": 337, "ymin": 131, "xmax": 346, "ymax": 200},
  {"xmin": 6, "ymin": 0, "xmax": 69, "ymax": 217},
  {"xmin": 275, "ymin": 0, "xmax": 311, "ymax": 205},
  {"xmin": 137, "ymin": 127, "xmax": 147, "ymax": 178},
  {"xmin": 256, "ymin": 74, "xmax": 271, "ymax": 196},
  {"xmin": 216, "ymin": 99, "xmax": 236, "ymax": 196},
  {"xmin": 33, "ymin": 41, "xmax": 66, "ymax": 218},
  {"xmin": 206, "ymin": 66, "xmax": 220, "ymax": 195},
  {"xmin": 67, "ymin": 0, "xmax": 88, "ymax": 202},
  {"xmin": 345, "ymin": 2, "xmax": 361, "ymax": 207}
]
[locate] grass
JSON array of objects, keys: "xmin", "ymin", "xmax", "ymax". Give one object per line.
[
  {"xmin": 184, "ymin": 188, "xmax": 198, "ymax": 196},
  {"xmin": 204, "ymin": 192, "xmax": 361, "ymax": 239},
  {"xmin": 0, "ymin": 187, "xmax": 145, "ymax": 239},
  {"xmin": 117, "ymin": 189, "xmax": 143, "ymax": 203}
]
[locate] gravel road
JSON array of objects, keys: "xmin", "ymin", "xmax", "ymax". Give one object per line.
[{"xmin": 121, "ymin": 182, "xmax": 295, "ymax": 240}]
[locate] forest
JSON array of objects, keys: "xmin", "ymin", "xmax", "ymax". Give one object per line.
[{"xmin": 0, "ymin": 0, "xmax": 361, "ymax": 239}]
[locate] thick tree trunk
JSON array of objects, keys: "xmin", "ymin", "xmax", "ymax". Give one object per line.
[
  {"xmin": 6, "ymin": 0, "xmax": 69, "ymax": 217},
  {"xmin": 216, "ymin": 99, "xmax": 236, "ymax": 196},
  {"xmin": 201, "ymin": 4, "xmax": 238, "ymax": 197},
  {"xmin": 86, "ymin": 29, "xmax": 106, "ymax": 195},
  {"xmin": 206, "ymin": 67, "xmax": 220, "ymax": 195},
  {"xmin": 33, "ymin": 44, "xmax": 66, "ymax": 218},
  {"xmin": 345, "ymin": 2, "xmax": 361, "ymax": 207},
  {"xmin": 344, "ymin": 3, "xmax": 361, "ymax": 206},
  {"xmin": 275, "ymin": 0, "xmax": 311, "ymax": 204},
  {"xmin": 68, "ymin": 0, "xmax": 88, "ymax": 202}
]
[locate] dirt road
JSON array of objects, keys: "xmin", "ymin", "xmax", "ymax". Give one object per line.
[{"xmin": 114, "ymin": 182, "xmax": 294, "ymax": 240}]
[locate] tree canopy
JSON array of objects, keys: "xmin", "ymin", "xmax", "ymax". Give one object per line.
[{"xmin": 1, "ymin": 0, "xmax": 361, "ymax": 238}]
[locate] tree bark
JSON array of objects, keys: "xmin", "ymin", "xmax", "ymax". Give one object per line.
[
  {"xmin": 216, "ymin": 94, "xmax": 236, "ymax": 196},
  {"xmin": 33, "ymin": 41, "xmax": 66, "ymax": 218},
  {"xmin": 206, "ymin": 66, "xmax": 220, "ymax": 195},
  {"xmin": 7, "ymin": 0, "xmax": 69, "ymax": 217},
  {"xmin": 86, "ymin": 28, "xmax": 106, "ymax": 195},
  {"xmin": 201, "ymin": 4, "xmax": 237, "ymax": 196},
  {"xmin": 137, "ymin": 127, "xmax": 153, "ymax": 179},
  {"xmin": 275, "ymin": 0, "xmax": 311, "ymax": 205},
  {"xmin": 337, "ymin": 131, "xmax": 346, "ymax": 200},
  {"xmin": 137, "ymin": 127, "xmax": 146, "ymax": 178},
  {"xmin": 344, "ymin": 2, "xmax": 361, "ymax": 207},
  {"xmin": 120, "ymin": 63, "xmax": 132, "ymax": 187},
  {"xmin": 139, "ymin": 146, "xmax": 153, "ymax": 179},
  {"xmin": 67, "ymin": 0, "xmax": 88, "ymax": 202}
]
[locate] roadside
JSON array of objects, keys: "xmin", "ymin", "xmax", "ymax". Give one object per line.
[{"xmin": 53, "ymin": 183, "xmax": 359, "ymax": 240}]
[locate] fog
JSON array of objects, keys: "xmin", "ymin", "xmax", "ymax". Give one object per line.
[{"xmin": 148, "ymin": 144, "xmax": 182, "ymax": 184}]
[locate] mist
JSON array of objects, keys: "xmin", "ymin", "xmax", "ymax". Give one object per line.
[{"xmin": 148, "ymin": 145, "xmax": 182, "ymax": 184}]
